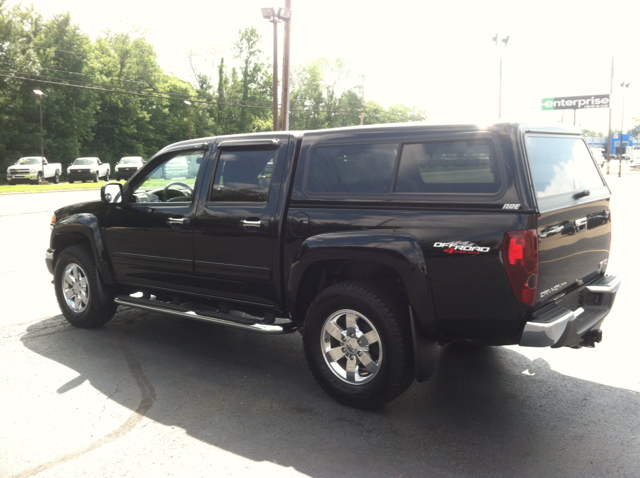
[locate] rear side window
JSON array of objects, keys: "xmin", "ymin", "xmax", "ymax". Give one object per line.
[
  {"xmin": 395, "ymin": 139, "xmax": 500, "ymax": 194},
  {"xmin": 525, "ymin": 135, "xmax": 605, "ymax": 198},
  {"xmin": 307, "ymin": 143, "xmax": 398, "ymax": 194},
  {"xmin": 211, "ymin": 148, "xmax": 275, "ymax": 202}
]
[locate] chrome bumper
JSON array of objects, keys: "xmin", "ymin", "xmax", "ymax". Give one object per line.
[{"xmin": 520, "ymin": 275, "xmax": 621, "ymax": 348}]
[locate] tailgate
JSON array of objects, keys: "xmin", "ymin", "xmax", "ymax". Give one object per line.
[
  {"xmin": 536, "ymin": 200, "xmax": 611, "ymax": 302},
  {"xmin": 524, "ymin": 133, "xmax": 612, "ymax": 305}
]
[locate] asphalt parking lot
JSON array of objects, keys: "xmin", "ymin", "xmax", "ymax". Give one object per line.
[{"xmin": 0, "ymin": 172, "xmax": 639, "ymax": 478}]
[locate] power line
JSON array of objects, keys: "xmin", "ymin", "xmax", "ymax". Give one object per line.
[
  {"xmin": 0, "ymin": 71, "xmax": 424, "ymax": 120},
  {"xmin": 0, "ymin": 72, "xmax": 273, "ymax": 110},
  {"xmin": 11, "ymin": 68, "xmax": 278, "ymax": 107}
]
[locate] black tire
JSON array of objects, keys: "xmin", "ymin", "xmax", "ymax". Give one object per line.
[
  {"xmin": 94, "ymin": 172, "xmax": 99, "ymax": 182},
  {"xmin": 53, "ymin": 171, "xmax": 60, "ymax": 184},
  {"xmin": 69, "ymin": 180, "xmax": 74, "ymax": 184},
  {"xmin": 34, "ymin": 172, "xmax": 42, "ymax": 185},
  {"xmin": 54, "ymin": 245, "xmax": 117, "ymax": 328},
  {"xmin": 7, "ymin": 180, "xmax": 15, "ymax": 185},
  {"xmin": 303, "ymin": 281, "xmax": 414, "ymax": 409},
  {"xmin": 105, "ymin": 169, "xmax": 110, "ymax": 181}
]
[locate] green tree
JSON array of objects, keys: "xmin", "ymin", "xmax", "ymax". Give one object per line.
[
  {"xmin": 289, "ymin": 58, "xmax": 426, "ymax": 130},
  {"xmin": 230, "ymin": 27, "xmax": 271, "ymax": 133},
  {"xmin": 33, "ymin": 12, "xmax": 97, "ymax": 168},
  {"xmin": 0, "ymin": 1, "xmax": 44, "ymax": 176},
  {"xmin": 90, "ymin": 30, "xmax": 164, "ymax": 163}
]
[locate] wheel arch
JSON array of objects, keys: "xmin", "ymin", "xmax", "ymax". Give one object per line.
[
  {"xmin": 287, "ymin": 231, "xmax": 438, "ymax": 338},
  {"xmin": 51, "ymin": 213, "xmax": 113, "ymax": 285}
]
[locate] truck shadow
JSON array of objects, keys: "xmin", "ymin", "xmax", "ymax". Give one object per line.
[{"xmin": 20, "ymin": 309, "xmax": 640, "ymax": 478}]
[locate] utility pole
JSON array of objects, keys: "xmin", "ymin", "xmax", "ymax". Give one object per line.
[{"xmin": 280, "ymin": 0, "xmax": 292, "ymax": 130}]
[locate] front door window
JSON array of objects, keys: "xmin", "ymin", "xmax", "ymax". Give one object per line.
[{"xmin": 130, "ymin": 152, "xmax": 203, "ymax": 204}]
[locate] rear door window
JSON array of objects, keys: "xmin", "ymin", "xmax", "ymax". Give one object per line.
[
  {"xmin": 210, "ymin": 148, "xmax": 276, "ymax": 202},
  {"xmin": 525, "ymin": 135, "xmax": 606, "ymax": 202}
]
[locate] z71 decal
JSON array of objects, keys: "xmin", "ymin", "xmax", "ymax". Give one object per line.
[{"xmin": 434, "ymin": 241, "xmax": 490, "ymax": 255}]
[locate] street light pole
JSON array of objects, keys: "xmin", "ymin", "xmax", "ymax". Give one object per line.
[
  {"xmin": 492, "ymin": 34, "xmax": 509, "ymax": 119},
  {"xmin": 261, "ymin": 8, "xmax": 280, "ymax": 131},
  {"xmin": 280, "ymin": 0, "xmax": 292, "ymax": 131},
  {"xmin": 33, "ymin": 89, "xmax": 44, "ymax": 170},
  {"xmin": 619, "ymin": 82, "xmax": 630, "ymax": 178},
  {"xmin": 606, "ymin": 57, "xmax": 614, "ymax": 175},
  {"xmin": 184, "ymin": 100, "xmax": 192, "ymax": 139}
]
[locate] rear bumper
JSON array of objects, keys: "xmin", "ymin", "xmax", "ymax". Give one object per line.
[{"xmin": 519, "ymin": 275, "xmax": 621, "ymax": 348}]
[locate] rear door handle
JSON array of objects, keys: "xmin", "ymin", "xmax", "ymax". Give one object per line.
[{"xmin": 168, "ymin": 217, "xmax": 191, "ymax": 226}]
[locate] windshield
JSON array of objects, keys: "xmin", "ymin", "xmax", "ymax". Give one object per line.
[
  {"xmin": 73, "ymin": 158, "xmax": 98, "ymax": 165},
  {"xmin": 120, "ymin": 157, "xmax": 141, "ymax": 164},
  {"xmin": 17, "ymin": 158, "xmax": 41, "ymax": 165}
]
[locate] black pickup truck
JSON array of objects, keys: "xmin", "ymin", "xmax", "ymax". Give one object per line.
[{"xmin": 46, "ymin": 122, "xmax": 620, "ymax": 409}]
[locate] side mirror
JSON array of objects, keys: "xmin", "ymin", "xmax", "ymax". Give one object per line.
[{"xmin": 101, "ymin": 182, "xmax": 123, "ymax": 204}]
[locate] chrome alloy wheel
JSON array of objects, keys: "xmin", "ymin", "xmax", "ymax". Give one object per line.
[
  {"xmin": 320, "ymin": 309, "xmax": 383, "ymax": 385},
  {"xmin": 62, "ymin": 262, "xmax": 89, "ymax": 313}
]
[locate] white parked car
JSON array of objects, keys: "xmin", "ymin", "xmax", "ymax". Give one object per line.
[
  {"xmin": 67, "ymin": 157, "xmax": 110, "ymax": 183},
  {"xmin": 115, "ymin": 156, "xmax": 145, "ymax": 181},
  {"xmin": 6, "ymin": 156, "xmax": 62, "ymax": 185}
]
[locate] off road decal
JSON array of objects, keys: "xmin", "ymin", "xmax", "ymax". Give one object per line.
[{"xmin": 434, "ymin": 241, "xmax": 490, "ymax": 255}]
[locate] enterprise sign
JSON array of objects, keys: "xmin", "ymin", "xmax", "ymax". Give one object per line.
[{"xmin": 541, "ymin": 94, "xmax": 610, "ymax": 111}]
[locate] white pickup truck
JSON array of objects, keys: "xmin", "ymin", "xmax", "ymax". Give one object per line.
[
  {"xmin": 67, "ymin": 157, "xmax": 111, "ymax": 183},
  {"xmin": 6, "ymin": 156, "xmax": 61, "ymax": 185}
]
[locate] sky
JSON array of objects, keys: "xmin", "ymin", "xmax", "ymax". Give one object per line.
[{"xmin": 11, "ymin": 0, "xmax": 640, "ymax": 134}]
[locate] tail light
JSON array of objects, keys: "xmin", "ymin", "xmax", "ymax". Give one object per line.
[{"xmin": 503, "ymin": 229, "xmax": 539, "ymax": 306}]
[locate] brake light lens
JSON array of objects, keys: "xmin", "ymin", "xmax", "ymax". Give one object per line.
[{"xmin": 503, "ymin": 229, "xmax": 539, "ymax": 306}]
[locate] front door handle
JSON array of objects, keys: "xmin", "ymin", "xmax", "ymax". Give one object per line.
[{"xmin": 241, "ymin": 219, "xmax": 265, "ymax": 231}]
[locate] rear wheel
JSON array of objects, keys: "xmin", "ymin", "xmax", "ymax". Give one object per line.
[
  {"xmin": 54, "ymin": 245, "xmax": 117, "ymax": 328},
  {"xmin": 105, "ymin": 169, "xmax": 110, "ymax": 181},
  {"xmin": 303, "ymin": 281, "xmax": 414, "ymax": 409}
]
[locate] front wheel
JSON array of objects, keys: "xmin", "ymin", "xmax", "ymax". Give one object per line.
[
  {"xmin": 54, "ymin": 245, "xmax": 117, "ymax": 328},
  {"xmin": 33, "ymin": 172, "xmax": 42, "ymax": 185},
  {"xmin": 303, "ymin": 281, "xmax": 414, "ymax": 409},
  {"xmin": 94, "ymin": 172, "xmax": 99, "ymax": 182},
  {"xmin": 53, "ymin": 172, "xmax": 60, "ymax": 184}
]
